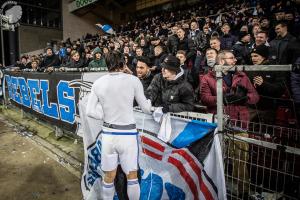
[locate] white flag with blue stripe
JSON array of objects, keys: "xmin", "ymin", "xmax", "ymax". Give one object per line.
[{"xmin": 95, "ymin": 23, "xmax": 115, "ymax": 35}]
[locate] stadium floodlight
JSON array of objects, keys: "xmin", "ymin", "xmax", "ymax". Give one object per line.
[{"xmin": 1, "ymin": 14, "xmax": 9, "ymax": 23}]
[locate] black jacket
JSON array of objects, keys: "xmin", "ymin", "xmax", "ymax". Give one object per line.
[
  {"xmin": 220, "ymin": 34, "xmax": 237, "ymax": 50},
  {"xmin": 141, "ymin": 72, "xmax": 154, "ymax": 98},
  {"xmin": 153, "ymin": 52, "xmax": 168, "ymax": 73},
  {"xmin": 177, "ymin": 37, "xmax": 196, "ymax": 61},
  {"xmin": 193, "ymin": 31, "xmax": 210, "ymax": 52},
  {"xmin": 65, "ymin": 58, "xmax": 86, "ymax": 68},
  {"xmin": 269, "ymin": 33, "xmax": 296, "ymax": 64},
  {"xmin": 232, "ymin": 41, "xmax": 252, "ymax": 64},
  {"xmin": 40, "ymin": 54, "xmax": 61, "ymax": 69},
  {"xmin": 167, "ymin": 34, "xmax": 178, "ymax": 55},
  {"xmin": 247, "ymin": 61, "xmax": 288, "ymax": 109},
  {"xmin": 147, "ymin": 72, "xmax": 194, "ymax": 113}
]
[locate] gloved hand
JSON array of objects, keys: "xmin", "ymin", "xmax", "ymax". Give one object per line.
[
  {"xmin": 162, "ymin": 104, "xmax": 170, "ymax": 113},
  {"xmin": 224, "ymin": 85, "xmax": 248, "ymax": 105},
  {"xmin": 235, "ymin": 85, "xmax": 248, "ymax": 97}
]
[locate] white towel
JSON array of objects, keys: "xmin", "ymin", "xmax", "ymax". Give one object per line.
[{"xmin": 152, "ymin": 107, "xmax": 172, "ymax": 142}]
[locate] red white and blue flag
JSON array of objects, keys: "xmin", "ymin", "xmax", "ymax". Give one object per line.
[
  {"xmin": 77, "ymin": 73, "xmax": 226, "ymax": 200},
  {"xmin": 79, "ymin": 98, "xmax": 226, "ymax": 200}
]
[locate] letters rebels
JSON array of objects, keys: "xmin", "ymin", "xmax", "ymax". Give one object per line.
[{"xmin": 4, "ymin": 75, "xmax": 76, "ymax": 124}]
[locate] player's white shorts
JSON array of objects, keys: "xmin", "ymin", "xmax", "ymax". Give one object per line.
[{"xmin": 101, "ymin": 133, "xmax": 139, "ymax": 175}]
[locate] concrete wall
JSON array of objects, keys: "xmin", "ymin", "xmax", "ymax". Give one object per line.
[
  {"xmin": 19, "ymin": 25, "xmax": 62, "ymax": 54},
  {"xmin": 62, "ymin": 0, "xmax": 99, "ymax": 41}
]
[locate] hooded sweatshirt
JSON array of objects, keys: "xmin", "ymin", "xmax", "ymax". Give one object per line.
[{"xmin": 88, "ymin": 47, "xmax": 107, "ymax": 70}]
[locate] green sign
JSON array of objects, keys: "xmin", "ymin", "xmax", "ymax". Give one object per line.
[{"xmin": 75, "ymin": 0, "xmax": 98, "ymax": 9}]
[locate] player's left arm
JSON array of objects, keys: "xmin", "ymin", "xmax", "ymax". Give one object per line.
[{"xmin": 134, "ymin": 77, "xmax": 152, "ymax": 114}]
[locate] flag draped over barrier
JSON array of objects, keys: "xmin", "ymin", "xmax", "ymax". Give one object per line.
[{"xmin": 79, "ymin": 96, "xmax": 226, "ymax": 200}]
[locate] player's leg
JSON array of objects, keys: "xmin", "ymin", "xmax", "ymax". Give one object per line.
[
  {"xmin": 118, "ymin": 135, "xmax": 140, "ymax": 200},
  {"xmin": 102, "ymin": 169, "xmax": 117, "ymax": 200},
  {"xmin": 101, "ymin": 135, "xmax": 118, "ymax": 199},
  {"xmin": 126, "ymin": 170, "xmax": 140, "ymax": 200}
]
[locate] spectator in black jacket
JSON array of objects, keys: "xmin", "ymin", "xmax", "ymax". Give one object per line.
[
  {"xmin": 220, "ymin": 23, "xmax": 237, "ymax": 50},
  {"xmin": 248, "ymin": 44, "xmax": 288, "ymax": 124},
  {"xmin": 147, "ymin": 55, "xmax": 194, "ymax": 113},
  {"xmin": 65, "ymin": 51, "xmax": 86, "ymax": 68},
  {"xmin": 17, "ymin": 55, "xmax": 31, "ymax": 70},
  {"xmin": 176, "ymin": 50, "xmax": 195, "ymax": 88},
  {"xmin": 176, "ymin": 28, "xmax": 196, "ymax": 62},
  {"xmin": 40, "ymin": 46, "xmax": 61, "ymax": 72},
  {"xmin": 152, "ymin": 45, "xmax": 168, "ymax": 74},
  {"xmin": 167, "ymin": 25, "xmax": 178, "ymax": 55},
  {"xmin": 232, "ymin": 31, "xmax": 252, "ymax": 64},
  {"xmin": 269, "ymin": 21, "xmax": 296, "ymax": 64},
  {"xmin": 136, "ymin": 56, "xmax": 154, "ymax": 94}
]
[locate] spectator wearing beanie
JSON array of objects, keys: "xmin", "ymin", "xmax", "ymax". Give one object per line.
[
  {"xmin": 248, "ymin": 45, "xmax": 289, "ymax": 125},
  {"xmin": 232, "ymin": 31, "xmax": 252, "ymax": 64},
  {"xmin": 147, "ymin": 55, "xmax": 194, "ymax": 113},
  {"xmin": 40, "ymin": 46, "xmax": 61, "ymax": 72}
]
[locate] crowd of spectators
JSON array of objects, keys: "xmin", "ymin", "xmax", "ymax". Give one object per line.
[{"xmin": 3, "ymin": 0, "xmax": 300, "ymax": 128}]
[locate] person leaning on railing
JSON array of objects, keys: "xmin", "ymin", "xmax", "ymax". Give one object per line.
[
  {"xmin": 147, "ymin": 55, "xmax": 194, "ymax": 113},
  {"xmin": 200, "ymin": 50, "xmax": 259, "ymax": 128},
  {"xmin": 40, "ymin": 46, "xmax": 61, "ymax": 73},
  {"xmin": 62, "ymin": 50, "xmax": 87, "ymax": 69},
  {"xmin": 88, "ymin": 47, "xmax": 107, "ymax": 71}
]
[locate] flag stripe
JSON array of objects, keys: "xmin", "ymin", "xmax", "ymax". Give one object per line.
[
  {"xmin": 142, "ymin": 148, "xmax": 163, "ymax": 161},
  {"xmin": 168, "ymin": 156, "xmax": 199, "ymax": 200},
  {"xmin": 141, "ymin": 136, "xmax": 165, "ymax": 152},
  {"xmin": 172, "ymin": 149, "xmax": 215, "ymax": 200}
]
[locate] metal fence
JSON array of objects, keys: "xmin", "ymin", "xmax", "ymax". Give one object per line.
[
  {"xmin": 170, "ymin": 112, "xmax": 300, "ymax": 199},
  {"xmin": 224, "ymin": 119, "xmax": 300, "ymax": 200}
]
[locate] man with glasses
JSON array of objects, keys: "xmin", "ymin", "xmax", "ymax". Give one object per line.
[{"xmin": 200, "ymin": 50, "xmax": 259, "ymax": 127}]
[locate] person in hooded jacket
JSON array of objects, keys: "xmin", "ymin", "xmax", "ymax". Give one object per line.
[
  {"xmin": 88, "ymin": 47, "xmax": 107, "ymax": 70},
  {"xmin": 40, "ymin": 46, "xmax": 61, "ymax": 72},
  {"xmin": 147, "ymin": 55, "xmax": 194, "ymax": 113}
]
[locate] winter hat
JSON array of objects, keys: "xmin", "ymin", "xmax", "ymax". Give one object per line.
[
  {"xmin": 161, "ymin": 55, "xmax": 181, "ymax": 73},
  {"xmin": 238, "ymin": 31, "xmax": 249, "ymax": 40},
  {"xmin": 251, "ymin": 44, "xmax": 269, "ymax": 59},
  {"xmin": 45, "ymin": 46, "xmax": 53, "ymax": 52}
]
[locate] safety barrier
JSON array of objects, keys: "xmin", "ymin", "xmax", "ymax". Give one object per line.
[{"xmin": 224, "ymin": 119, "xmax": 300, "ymax": 199}]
